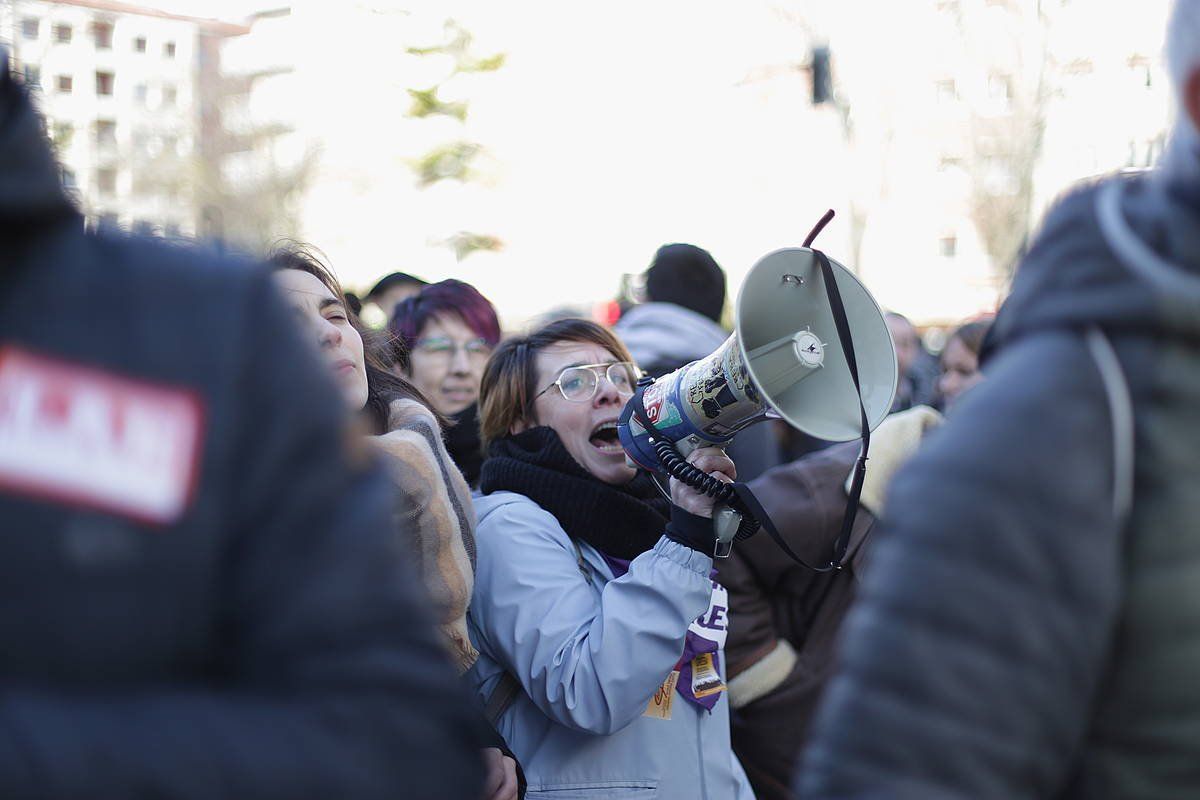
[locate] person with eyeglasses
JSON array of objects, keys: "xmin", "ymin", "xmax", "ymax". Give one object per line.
[
  {"xmin": 468, "ymin": 318, "xmax": 754, "ymax": 799},
  {"xmin": 391, "ymin": 280, "xmax": 502, "ymax": 486}
]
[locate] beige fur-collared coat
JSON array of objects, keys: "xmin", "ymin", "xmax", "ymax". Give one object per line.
[{"xmin": 371, "ymin": 398, "xmax": 478, "ymax": 673}]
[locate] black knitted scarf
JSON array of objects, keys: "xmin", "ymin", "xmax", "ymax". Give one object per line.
[
  {"xmin": 445, "ymin": 403, "xmax": 484, "ymax": 487},
  {"xmin": 479, "ymin": 426, "xmax": 670, "ymax": 560}
]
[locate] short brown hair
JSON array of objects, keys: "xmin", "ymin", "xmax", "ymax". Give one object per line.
[{"xmin": 479, "ymin": 318, "xmax": 635, "ymax": 450}]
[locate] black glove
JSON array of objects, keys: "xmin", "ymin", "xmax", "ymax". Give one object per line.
[{"xmin": 664, "ymin": 505, "xmax": 717, "ymax": 555}]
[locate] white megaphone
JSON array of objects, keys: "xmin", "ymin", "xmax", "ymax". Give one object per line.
[{"xmin": 617, "ymin": 246, "xmax": 898, "ymax": 557}]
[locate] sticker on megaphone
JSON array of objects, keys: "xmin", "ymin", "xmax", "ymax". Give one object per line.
[{"xmin": 618, "ymin": 333, "xmax": 781, "ymax": 472}]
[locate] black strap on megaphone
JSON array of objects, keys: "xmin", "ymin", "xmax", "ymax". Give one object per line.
[{"xmin": 810, "ymin": 245, "xmax": 872, "ymax": 570}]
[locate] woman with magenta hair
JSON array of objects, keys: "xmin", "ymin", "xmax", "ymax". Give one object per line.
[{"xmin": 391, "ymin": 280, "xmax": 502, "ymax": 486}]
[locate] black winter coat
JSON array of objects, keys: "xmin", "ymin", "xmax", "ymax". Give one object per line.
[{"xmin": 0, "ymin": 64, "xmax": 483, "ymax": 799}]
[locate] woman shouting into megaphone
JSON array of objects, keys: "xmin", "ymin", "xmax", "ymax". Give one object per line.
[{"xmin": 468, "ymin": 318, "xmax": 754, "ymax": 800}]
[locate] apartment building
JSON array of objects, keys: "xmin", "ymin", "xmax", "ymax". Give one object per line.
[{"xmin": 1, "ymin": 0, "xmax": 246, "ymax": 235}]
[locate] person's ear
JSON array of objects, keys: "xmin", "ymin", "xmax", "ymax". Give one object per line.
[{"xmin": 1184, "ymin": 67, "xmax": 1200, "ymax": 134}]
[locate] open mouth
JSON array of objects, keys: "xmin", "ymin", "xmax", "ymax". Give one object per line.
[{"xmin": 589, "ymin": 421, "xmax": 622, "ymax": 452}]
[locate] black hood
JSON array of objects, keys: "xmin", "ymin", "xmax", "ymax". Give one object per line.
[
  {"xmin": 983, "ymin": 172, "xmax": 1200, "ymax": 363},
  {"xmin": 0, "ymin": 50, "xmax": 79, "ymax": 231}
]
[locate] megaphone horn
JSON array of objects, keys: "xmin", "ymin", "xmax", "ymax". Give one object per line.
[{"xmin": 619, "ymin": 247, "xmax": 897, "ymax": 466}]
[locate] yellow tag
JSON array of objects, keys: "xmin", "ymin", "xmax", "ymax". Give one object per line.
[
  {"xmin": 643, "ymin": 670, "xmax": 679, "ymax": 720},
  {"xmin": 691, "ymin": 653, "xmax": 726, "ymax": 698}
]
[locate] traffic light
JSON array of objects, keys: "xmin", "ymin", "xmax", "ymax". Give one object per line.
[{"xmin": 812, "ymin": 46, "xmax": 832, "ymax": 105}]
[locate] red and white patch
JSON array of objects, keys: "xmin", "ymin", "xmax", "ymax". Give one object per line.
[
  {"xmin": 0, "ymin": 346, "xmax": 204, "ymax": 525},
  {"xmin": 643, "ymin": 382, "xmax": 666, "ymax": 424}
]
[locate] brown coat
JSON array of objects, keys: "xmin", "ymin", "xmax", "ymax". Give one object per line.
[
  {"xmin": 370, "ymin": 398, "xmax": 478, "ymax": 673},
  {"xmin": 718, "ymin": 442, "xmax": 875, "ymax": 800}
]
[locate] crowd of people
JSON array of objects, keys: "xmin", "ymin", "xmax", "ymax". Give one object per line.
[{"xmin": 5, "ymin": 1, "xmax": 1200, "ymax": 797}]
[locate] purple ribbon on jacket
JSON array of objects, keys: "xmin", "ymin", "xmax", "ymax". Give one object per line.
[{"xmin": 602, "ymin": 554, "xmax": 728, "ymax": 712}]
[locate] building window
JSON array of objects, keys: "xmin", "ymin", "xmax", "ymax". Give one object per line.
[
  {"xmin": 96, "ymin": 168, "xmax": 118, "ymax": 196},
  {"xmin": 23, "ymin": 64, "xmax": 41, "ymax": 88},
  {"xmin": 54, "ymin": 23, "xmax": 72, "ymax": 43},
  {"xmin": 939, "ymin": 234, "xmax": 958, "ymax": 258},
  {"xmin": 134, "ymin": 83, "xmax": 148, "ymax": 105},
  {"xmin": 96, "ymin": 71, "xmax": 115, "ymax": 96},
  {"xmin": 134, "ymin": 36, "xmax": 147, "ymax": 53},
  {"xmin": 56, "ymin": 75, "xmax": 73, "ymax": 93},
  {"xmin": 21, "ymin": 18, "xmax": 40, "ymax": 40},
  {"xmin": 95, "ymin": 119, "xmax": 117, "ymax": 146},
  {"xmin": 164, "ymin": 41, "xmax": 177, "ymax": 58},
  {"xmin": 93, "ymin": 21, "xmax": 114, "ymax": 50},
  {"xmin": 61, "ymin": 167, "xmax": 77, "ymax": 191},
  {"xmin": 161, "ymin": 85, "xmax": 178, "ymax": 107}
]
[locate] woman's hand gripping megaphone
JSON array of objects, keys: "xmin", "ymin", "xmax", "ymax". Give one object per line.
[{"xmin": 669, "ymin": 447, "xmax": 737, "ymax": 519}]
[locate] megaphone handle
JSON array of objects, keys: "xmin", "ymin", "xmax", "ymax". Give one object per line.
[{"xmin": 712, "ymin": 505, "xmax": 741, "ymax": 558}]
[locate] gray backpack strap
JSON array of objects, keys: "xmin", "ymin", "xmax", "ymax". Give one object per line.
[
  {"xmin": 1085, "ymin": 326, "xmax": 1135, "ymax": 524},
  {"xmin": 483, "ymin": 538, "xmax": 597, "ymax": 727},
  {"xmin": 484, "ymin": 671, "xmax": 522, "ymax": 728}
]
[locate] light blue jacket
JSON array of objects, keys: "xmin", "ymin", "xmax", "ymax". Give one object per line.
[{"xmin": 468, "ymin": 490, "xmax": 754, "ymax": 799}]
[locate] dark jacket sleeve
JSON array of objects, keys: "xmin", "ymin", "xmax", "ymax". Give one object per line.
[
  {"xmin": 799, "ymin": 331, "xmax": 1124, "ymax": 799},
  {"xmin": 722, "ymin": 442, "xmax": 864, "ymax": 673},
  {"xmin": 0, "ymin": 271, "xmax": 486, "ymax": 799}
]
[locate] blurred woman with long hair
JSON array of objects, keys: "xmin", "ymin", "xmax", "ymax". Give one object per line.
[{"xmin": 270, "ymin": 244, "xmax": 518, "ymax": 800}]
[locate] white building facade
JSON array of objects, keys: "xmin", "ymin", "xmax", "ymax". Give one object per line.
[{"xmin": 1, "ymin": 0, "xmax": 246, "ymax": 235}]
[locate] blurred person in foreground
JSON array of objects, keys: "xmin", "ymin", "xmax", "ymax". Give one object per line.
[
  {"xmin": 367, "ymin": 271, "xmax": 428, "ymax": 323},
  {"xmin": 271, "ymin": 247, "xmax": 518, "ymax": 799},
  {"xmin": 0, "ymin": 54, "xmax": 483, "ymax": 799},
  {"xmin": 390, "ymin": 280, "xmax": 502, "ymax": 486},
  {"xmin": 468, "ymin": 318, "xmax": 753, "ymax": 798},
  {"xmin": 799, "ymin": 3, "xmax": 1200, "ymax": 796},
  {"xmin": 616, "ymin": 242, "xmax": 782, "ymax": 481},
  {"xmin": 936, "ymin": 318, "xmax": 991, "ymax": 410}
]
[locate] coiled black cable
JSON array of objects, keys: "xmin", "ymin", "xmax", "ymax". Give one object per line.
[{"xmin": 649, "ymin": 436, "xmax": 760, "ymax": 540}]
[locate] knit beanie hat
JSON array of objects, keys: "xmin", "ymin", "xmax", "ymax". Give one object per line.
[{"xmin": 644, "ymin": 243, "xmax": 727, "ymax": 323}]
